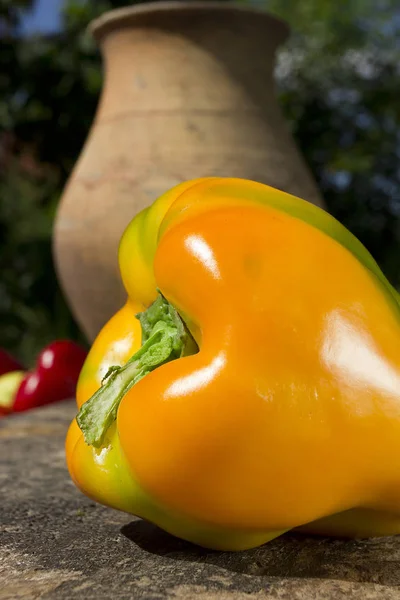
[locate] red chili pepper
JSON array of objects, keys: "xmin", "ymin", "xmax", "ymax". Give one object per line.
[{"xmin": 13, "ymin": 341, "xmax": 88, "ymax": 413}]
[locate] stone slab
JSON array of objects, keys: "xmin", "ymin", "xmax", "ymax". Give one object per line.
[{"xmin": 1, "ymin": 401, "xmax": 400, "ymax": 599}]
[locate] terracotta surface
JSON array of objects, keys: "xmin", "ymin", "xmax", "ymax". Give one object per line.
[{"xmin": 53, "ymin": 2, "xmax": 324, "ymax": 341}]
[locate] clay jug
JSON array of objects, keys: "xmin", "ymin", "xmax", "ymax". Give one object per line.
[{"xmin": 53, "ymin": 1, "xmax": 324, "ymax": 341}]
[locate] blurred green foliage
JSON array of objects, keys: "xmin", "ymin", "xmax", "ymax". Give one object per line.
[
  {"xmin": 267, "ymin": 0, "xmax": 400, "ymax": 287},
  {"xmin": 0, "ymin": 0, "xmax": 399, "ymax": 364}
]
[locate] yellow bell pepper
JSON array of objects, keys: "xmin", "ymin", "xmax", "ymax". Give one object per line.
[{"xmin": 66, "ymin": 177, "xmax": 400, "ymax": 551}]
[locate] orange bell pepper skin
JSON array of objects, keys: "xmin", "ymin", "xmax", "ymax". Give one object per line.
[{"xmin": 66, "ymin": 178, "xmax": 400, "ymax": 550}]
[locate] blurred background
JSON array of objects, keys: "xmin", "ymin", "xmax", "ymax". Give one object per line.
[{"xmin": 0, "ymin": 0, "xmax": 399, "ymax": 366}]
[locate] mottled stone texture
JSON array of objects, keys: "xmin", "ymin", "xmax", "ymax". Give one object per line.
[{"xmin": 1, "ymin": 401, "xmax": 400, "ymax": 599}]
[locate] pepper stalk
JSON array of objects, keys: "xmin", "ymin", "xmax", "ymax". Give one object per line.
[{"xmin": 77, "ymin": 294, "xmax": 198, "ymax": 448}]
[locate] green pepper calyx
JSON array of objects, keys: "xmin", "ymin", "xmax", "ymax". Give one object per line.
[{"xmin": 76, "ymin": 294, "xmax": 198, "ymax": 448}]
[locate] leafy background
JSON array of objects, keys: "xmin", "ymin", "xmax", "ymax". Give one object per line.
[{"xmin": 1, "ymin": 0, "xmax": 399, "ymax": 365}]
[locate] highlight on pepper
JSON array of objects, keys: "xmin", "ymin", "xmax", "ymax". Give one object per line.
[{"xmin": 66, "ymin": 177, "xmax": 400, "ymax": 551}]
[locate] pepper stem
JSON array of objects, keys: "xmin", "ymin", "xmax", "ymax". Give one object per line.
[{"xmin": 76, "ymin": 294, "xmax": 198, "ymax": 448}]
